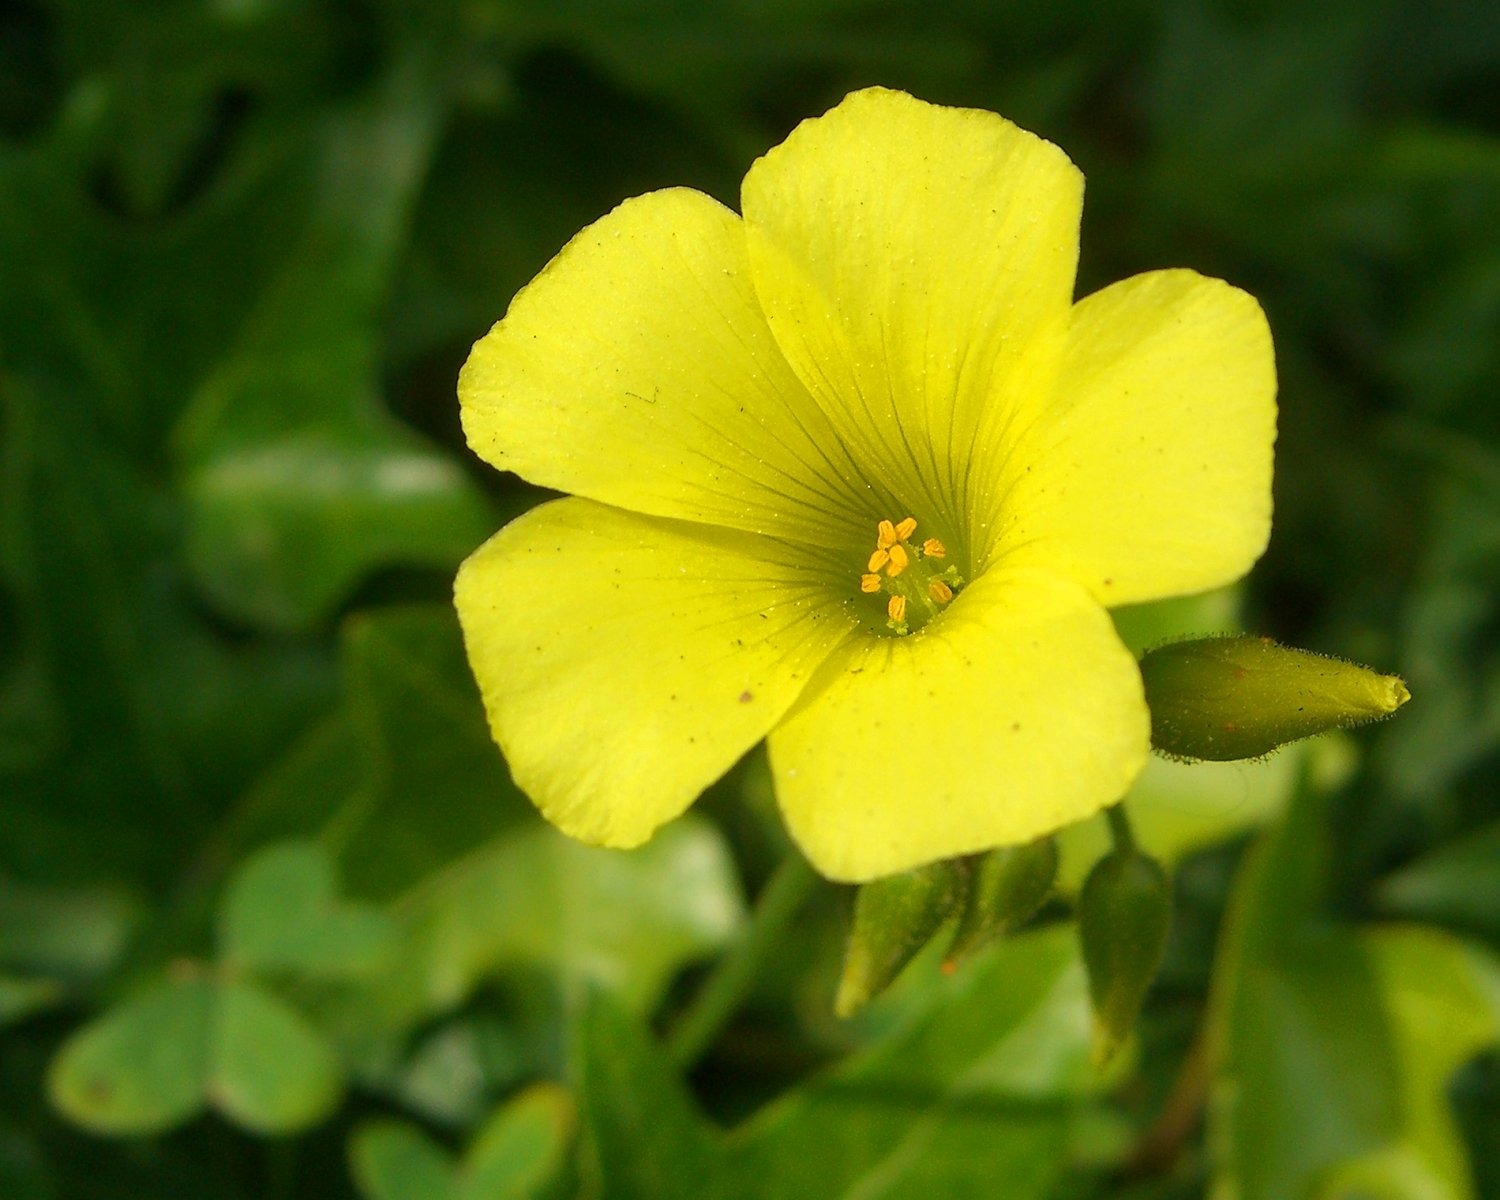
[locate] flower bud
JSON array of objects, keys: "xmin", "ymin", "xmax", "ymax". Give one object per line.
[
  {"xmin": 835, "ymin": 860, "xmax": 969, "ymax": 1017},
  {"xmin": 1140, "ymin": 635, "xmax": 1410, "ymax": 762},
  {"xmin": 1078, "ymin": 844, "xmax": 1171, "ymax": 1065},
  {"xmin": 946, "ymin": 838, "xmax": 1058, "ymax": 966}
]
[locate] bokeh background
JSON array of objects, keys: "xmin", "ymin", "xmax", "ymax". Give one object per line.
[{"xmin": 4, "ymin": 1, "xmax": 1500, "ymax": 1197}]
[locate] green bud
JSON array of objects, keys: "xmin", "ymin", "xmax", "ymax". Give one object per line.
[
  {"xmin": 1078, "ymin": 844, "xmax": 1171, "ymax": 1065},
  {"xmin": 836, "ymin": 860, "xmax": 969, "ymax": 1018},
  {"xmin": 946, "ymin": 838, "xmax": 1058, "ymax": 966},
  {"xmin": 1140, "ymin": 635, "xmax": 1410, "ymax": 762}
]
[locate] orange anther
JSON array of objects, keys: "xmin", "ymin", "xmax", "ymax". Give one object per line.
[
  {"xmin": 860, "ymin": 573, "xmax": 882, "ymax": 593},
  {"xmin": 929, "ymin": 580, "xmax": 954, "ymax": 604},
  {"xmin": 885, "ymin": 543, "xmax": 910, "ymax": 576},
  {"xmin": 894, "ymin": 516, "xmax": 918, "ymax": 541},
  {"xmin": 867, "ymin": 547, "xmax": 890, "ymax": 572},
  {"xmin": 876, "ymin": 519, "xmax": 898, "ymax": 549},
  {"xmin": 922, "ymin": 538, "xmax": 946, "ymax": 559},
  {"xmin": 887, "ymin": 595, "xmax": 907, "ymax": 624}
]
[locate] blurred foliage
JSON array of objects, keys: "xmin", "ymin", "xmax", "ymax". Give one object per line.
[{"xmin": 2, "ymin": 0, "xmax": 1499, "ymax": 1196}]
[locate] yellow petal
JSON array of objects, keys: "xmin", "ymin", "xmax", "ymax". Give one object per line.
[
  {"xmin": 454, "ymin": 498, "xmax": 857, "ymax": 847},
  {"xmin": 768, "ymin": 568, "xmax": 1148, "ymax": 881},
  {"xmin": 459, "ymin": 188, "xmax": 870, "ymax": 551},
  {"xmin": 993, "ymin": 270, "xmax": 1276, "ymax": 605},
  {"xmin": 741, "ymin": 87, "xmax": 1082, "ymax": 552}
]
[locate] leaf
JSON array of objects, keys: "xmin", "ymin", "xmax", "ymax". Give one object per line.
[
  {"xmin": 48, "ymin": 973, "xmax": 343, "ymax": 1137},
  {"xmin": 328, "ymin": 607, "xmax": 533, "ymax": 900},
  {"xmin": 0, "ymin": 875, "xmax": 137, "ymax": 981},
  {"xmin": 173, "ymin": 52, "xmax": 494, "ymax": 631},
  {"xmin": 1210, "ymin": 778, "xmax": 1500, "ymax": 1199},
  {"xmin": 570, "ymin": 986, "xmax": 723, "ymax": 1200},
  {"xmin": 1319, "ymin": 927, "xmax": 1500, "ymax": 1199},
  {"xmin": 0, "ymin": 975, "xmax": 63, "ymax": 1028},
  {"xmin": 218, "ymin": 840, "xmax": 395, "ymax": 978},
  {"xmin": 209, "ymin": 979, "xmax": 343, "ymax": 1134},
  {"xmin": 1379, "ymin": 455, "xmax": 1500, "ymax": 802},
  {"xmin": 727, "ymin": 925, "xmax": 1094, "ymax": 1199},
  {"xmin": 347, "ymin": 817, "xmax": 744, "ymax": 1037},
  {"xmin": 351, "ymin": 1119, "xmax": 456, "ymax": 1200},
  {"xmin": 48, "ymin": 975, "xmax": 214, "ymax": 1136},
  {"xmin": 224, "ymin": 606, "xmax": 532, "ymax": 900},
  {"xmin": 1375, "ymin": 819, "xmax": 1500, "ymax": 944},
  {"xmin": 349, "ymin": 1084, "xmax": 575, "ymax": 1200},
  {"xmin": 460, "ymin": 1084, "xmax": 576, "ymax": 1200}
]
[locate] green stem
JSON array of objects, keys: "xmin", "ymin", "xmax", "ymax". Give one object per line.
[
  {"xmin": 666, "ymin": 853, "xmax": 820, "ymax": 1071},
  {"xmin": 1106, "ymin": 802, "xmax": 1137, "ymax": 854}
]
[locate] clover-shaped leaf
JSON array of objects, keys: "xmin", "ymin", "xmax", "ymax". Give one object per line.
[
  {"xmin": 350, "ymin": 1084, "xmax": 575, "ymax": 1200},
  {"xmin": 219, "ymin": 840, "xmax": 394, "ymax": 978},
  {"xmin": 48, "ymin": 973, "xmax": 342, "ymax": 1136}
]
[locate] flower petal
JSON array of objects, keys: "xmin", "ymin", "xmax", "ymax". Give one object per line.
[
  {"xmin": 994, "ymin": 270, "xmax": 1276, "ymax": 604},
  {"xmin": 459, "ymin": 188, "xmax": 871, "ymax": 551},
  {"xmin": 740, "ymin": 87, "xmax": 1082, "ymax": 555},
  {"xmin": 767, "ymin": 568, "xmax": 1148, "ymax": 881},
  {"xmin": 454, "ymin": 498, "xmax": 857, "ymax": 847}
]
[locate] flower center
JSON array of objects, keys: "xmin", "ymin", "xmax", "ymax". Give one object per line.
[{"xmin": 859, "ymin": 516, "xmax": 964, "ymax": 635}]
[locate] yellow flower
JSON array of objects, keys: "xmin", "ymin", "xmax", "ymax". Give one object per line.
[{"xmin": 454, "ymin": 88, "xmax": 1276, "ymax": 882}]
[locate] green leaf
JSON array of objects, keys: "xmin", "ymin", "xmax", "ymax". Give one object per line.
[
  {"xmin": 173, "ymin": 54, "xmax": 494, "ymax": 631},
  {"xmin": 210, "ymin": 979, "xmax": 343, "ymax": 1133},
  {"xmin": 327, "ymin": 607, "xmax": 533, "ymax": 900},
  {"xmin": 351, "ymin": 1120, "xmax": 455, "ymax": 1200},
  {"xmin": 350, "ymin": 1085, "xmax": 575, "ymax": 1200},
  {"xmin": 223, "ymin": 605, "xmax": 533, "ymax": 899},
  {"xmin": 0, "ymin": 875, "xmax": 137, "ymax": 980},
  {"xmin": 571, "ymin": 985, "xmax": 722, "ymax": 1200},
  {"xmin": 48, "ymin": 973, "xmax": 342, "ymax": 1137},
  {"xmin": 348, "ymin": 817, "xmax": 744, "ymax": 1036},
  {"xmin": 1320, "ymin": 927, "xmax": 1500, "ymax": 1199},
  {"xmin": 1210, "ymin": 778, "xmax": 1500, "ymax": 1198},
  {"xmin": 460, "ymin": 1083, "xmax": 575, "ymax": 1200},
  {"xmin": 351, "ymin": 1119, "xmax": 457, "ymax": 1200},
  {"xmin": 728, "ymin": 925, "xmax": 1093, "ymax": 1198},
  {"xmin": 219, "ymin": 840, "xmax": 395, "ymax": 978},
  {"xmin": 1375, "ymin": 819, "xmax": 1500, "ymax": 944},
  {"xmin": 48, "ymin": 975, "xmax": 214, "ymax": 1136},
  {"xmin": 0, "ymin": 975, "xmax": 63, "ymax": 1028}
]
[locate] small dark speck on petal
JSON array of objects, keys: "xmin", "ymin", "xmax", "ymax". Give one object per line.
[{"xmin": 739, "ymin": 690, "xmax": 753, "ymax": 703}]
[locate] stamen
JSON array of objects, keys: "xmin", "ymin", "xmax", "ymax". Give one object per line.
[
  {"xmin": 887, "ymin": 595, "xmax": 907, "ymax": 624},
  {"xmin": 860, "ymin": 573, "xmax": 882, "ymax": 593},
  {"xmin": 929, "ymin": 580, "xmax": 954, "ymax": 604},
  {"xmin": 894, "ymin": 516, "xmax": 918, "ymax": 541},
  {"xmin": 885, "ymin": 543, "xmax": 910, "ymax": 576},
  {"xmin": 922, "ymin": 538, "xmax": 946, "ymax": 559},
  {"xmin": 867, "ymin": 548, "xmax": 890, "ymax": 572},
  {"xmin": 876, "ymin": 519, "xmax": 898, "ymax": 549}
]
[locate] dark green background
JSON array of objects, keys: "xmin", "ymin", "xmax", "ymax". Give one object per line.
[{"xmin": 4, "ymin": 1, "xmax": 1500, "ymax": 1197}]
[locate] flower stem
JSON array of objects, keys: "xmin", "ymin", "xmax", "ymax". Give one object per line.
[
  {"xmin": 1105, "ymin": 802, "xmax": 1137, "ymax": 854},
  {"xmin": 666, "ymin": 852, "xmax": 820, "ymax": 1071}
]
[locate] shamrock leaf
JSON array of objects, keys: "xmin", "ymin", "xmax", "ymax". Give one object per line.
[
  {"xmin": 350, "ymin": 1084, "xmax": 575, "ymax": 1200},
  {"xmin": 219, "ymin": 840, "xmax": 394, "ymax": 978},
  {"xmin": 48, "ymin": 973, "xmax": 342, "ymax": 1136}
]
